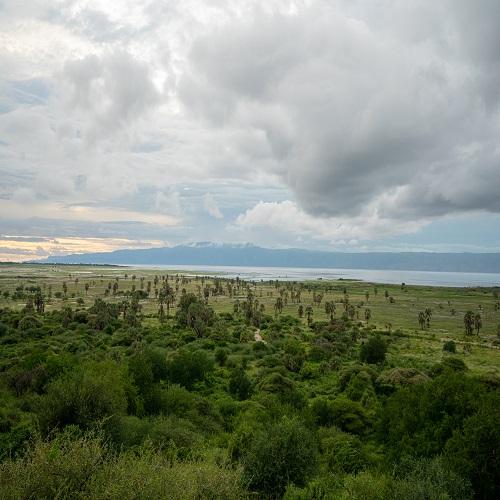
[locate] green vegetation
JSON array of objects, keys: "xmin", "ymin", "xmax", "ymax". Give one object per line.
[{"xmin": 0, "ymin": 264, "xmax": 499, "ymax": 498}]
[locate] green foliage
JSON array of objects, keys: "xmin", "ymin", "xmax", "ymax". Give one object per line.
[
  {"xmin": 0, "ymin": 433, "xmax": 245, "ymax": 499},
  {"xmin": 444, "ymin": 392, "xmax": 500, "ymax": 499},
  {"xmin": 166, "ymin": 349, "xmax": 213, "ymax": 389},
  {"xmin": 229, "ymin": 366, "xmax": 253, "ymax": 400},
  {"xmin": 442, "ymin": 339, "xmax": 456, "ymax": 353},
  {"xmin": 1, "ymin": 268, "xmax": 499, "ymax": 499},
  {"xmin": 311, "ymin": 397, "xmax": 371, "ymax": 434},
  {"xmin": 380, "ymin": 372, "xmax": 486, "ymax": 461},
  {"xmin": 37, "ymin": 361, "xmax": 129, "ymax": 433},
  {"xmin": 243, "ymin": 416, "xmax": 318, "ymax": 497},
  {"xmin": 318, "ymin": 427, "xmax": 368, "ymax": 474},
  {"xmin": 215, "ymin": 347, "xmax": 229, "ymax": 366},
  {"xmin": 17, "ymin": 315, "xmax": 42, "ymax": 332},
  {"xmin": 360, "ymin": 335, "xmax": 387, "ymax": 364}
]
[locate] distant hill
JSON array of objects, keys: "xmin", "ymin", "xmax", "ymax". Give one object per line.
[{"xmin": 35, "ymin": 243, "xmax": 500, "ymax": 273}]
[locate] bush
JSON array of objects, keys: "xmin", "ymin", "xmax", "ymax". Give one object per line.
[
  {"xmin": 37, "ymin": 361, "xmax": 129, "ymax": 432},
  {"xmin": 376, "ymin": 368, "xmax": 430, "ymax": 391},
  {"xmin": 243, "ymin": 416, "xmax": 318, "ymax": 497},
  {"xmin": 0, "ymin": 433, "xmax": 245, "ymax": 499},
  {"xmin": 166, "ymin": 349, "xmax": 213, "ymax": 389},
  {"xmin": 442, "ymin": 340, "xmax": 456, "ymax": 353},
  {"xmin": 380, "ymin": 372, "xmax": 486, "ymax": 461},
  {"xmin": 0, "ymin": 432, "xmax": 106, "ymax": 499},
  {"xmin": 444, "ymin": 393, "xmax": 500, "ymax": 499},
  {"xmin": 312, "ymin": 397, "xmax": 371, "ymax": 434},
  {"xmin": 360, "ymin": 336, "xmax": 387, "ymax": 364},
  {"xmin": 0, "ymin": 322, "xmax": 8, "ymax": 336},
  {"xmin": 391, "ymin": 456, "xmax": 472, "ymax": 500},
  {"xmin": 431, "ymin": 356, "xmax": 468, "ymax": 376},
  {"xmin": 318, "ymin": 427, "xmax": 368, "ymax": 474},
  {"xmin": 215, "ymin": 347, "xmax": 229, "ymax": 366},
  {"xmin": 18, "ymin": 315, "xmax": 42, "ymax": 332},
  {"xmin": 228, "ymin": 367, "xmax": 253, "ymax": 401}
]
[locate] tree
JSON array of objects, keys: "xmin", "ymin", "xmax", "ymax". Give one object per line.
[
  {"xmin": 274, "ymin": 297, "xmax": 284, "ymax": 316},
  {"xmin": 474, "ymin": 313, "xmax": 482, "ymax": 335},
  {"xmin": 229, "ymin": 367, "xmax": 253, "ymax": 400},
  {"xmin": 242, "ymin": 417, "xmax": 318, "ymax": 497},
  {"xmin": 325, "ymin": 301, "xmax": 336, "ymax": 322},
  {"xmin": 34, "ymin": 291, "xmax": 45, "ymax": 314},
  {"xmin": 418, "ymin": 311, "xmax": 426, "ymax": 330},
  {"xmin": 158, "ymin": 283, "xmax": 175, "ymax": 318},
  {"xmin": 424, "ymin": 308, "xmax": 432, "ymax": 329},
  {"xmin": 364, "ymin": 308, "xmax": 371, "ymax": 323},
  {"xmin": 305, "ymin": 305, "xmax": 313, "ymax": 325},
  {"xmin": 348, "ymin": 304, "xmax": 356, "ymax": 320},
  {"xmin": 360, "ymin": 336, "xmax": 386, "ymax": 364},
  {"xmin": 463, "ymin": 311, "xmax": 474, "ymax": 336},
  {"xmin": 444, "ymin": 394, "xmax": 500, "ymax": 499},
  {"xmin": 166, "ymin": 350, "xmax": 213, "ymax": 389},
  {"xmin": 187, "ymin": 301, "xmax": 214, "ymax": 338}
]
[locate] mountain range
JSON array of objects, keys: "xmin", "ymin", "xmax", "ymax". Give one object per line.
[{"xmin": 36, "ymin": 244, "xmax": 500, "ymax": 273}]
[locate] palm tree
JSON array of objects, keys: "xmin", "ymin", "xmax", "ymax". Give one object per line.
[
  {"xmin": 364, "ymin": 308, "xmax": 371, "ymax": 323},
  {"xmin": 418, "ymin": 311, "xmax": 426, "ymax": 330},
  {"xmin": 474, "ymin": 313, "xmax": 482, "ymax": 335},
  {"xmin": 274, "ymin": 297, "xmax": 284, "ymax": 316},
  {"xmin": 305, "ymin": 305, "xmax": 313, "ymax": 325},
  {"xmin": 324, "ymin": 301, "xmax": 336, "ymax": 322},
  {"xmin": 424, "ymin": 308, "xmax": 432, "ymax": 329},
  {"xmin": 464, "ymin": 311, "xmax": 475, "ymax": 336}
]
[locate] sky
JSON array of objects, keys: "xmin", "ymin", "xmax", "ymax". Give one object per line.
[{"xmin": 1, "ymin": 0, "xmax": 500, "ymax": 261}]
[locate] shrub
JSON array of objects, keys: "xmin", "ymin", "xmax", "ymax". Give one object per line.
[
  {"xmin": 311, "ymin": 397, "xmax": 371, "ymax": 434},
  {"xmin": 166, "ymin": 349, "xmax": 213, "ymax": 389},
  {"xmin": 391, "ymin": 456, "xmax": 472, "ymax": 500},
  {"xmin": 380, "ymin": 372, "xmax": 486, "ymax": 461},
  {"xmin": 0, "ymin": 432, "xmax": 106, "ymax": 499},
  {"xmin": 0, "ymin": 322, "xmax": 8, "ymax": 336},
  {"xmin": 243, "ymin": 416, "xmax": 318, "ymax": 497},
  {"xmin": 228, "ymin": 367, "xmax": 253, "ymax": 400},
  {"xmin": 215, "ymin": 347, "xmax": 229, "ymax": 366},
  {"xmin": 318, "ymin": 427, "xmax": 368, "ymax": 474},
  {"xmin": 442, "ymin": 340, "xmax": 456, "ymax": 353},
  {"xmin": 376, "ymin": 368, "xmax": 430, "ymax": 391},
  {"xmin": 37, "ymin": 361, "xmax": 129, "ymax": 433},
  {"xmin": 444, "ymin": 393, "xmax": 500, "ymax": 499},
  {"xmin": 17, "ymin": 315, "xmax": 42, "ymax": 332},
  {"xmin": 360, "ymin": 336, "xmax": 387, "ymax": 364}
]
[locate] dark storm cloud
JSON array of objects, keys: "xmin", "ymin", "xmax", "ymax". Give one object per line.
[{"xmin": 180, "ymin": 0, "xmax": 500, "ymax": 220}]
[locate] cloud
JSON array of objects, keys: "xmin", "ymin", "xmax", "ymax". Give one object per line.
[
  {"xmin": 1, "ymin": 0, "xmax": 500, "ymax": 254},
  {"xmin": 0, "ymin": 199, "xmax": 179, "ymax": 226},
  {"xmin": 0, "ymin": 235, "xmax": 168, "ymax": 262},
  {"xmin": 203, "ymin": 192, "xmax": 223, "ymax": 219},
  {"xmin": 61, "ymin": 50, "xmax": 162, "ymax": 141},
  {"xmin": 235, "ymin": 200, "xmax": 425, "ymax": 243},
  {"xmin": 181, "ymin": 0, "xmax": 500, "ymax": 223}
]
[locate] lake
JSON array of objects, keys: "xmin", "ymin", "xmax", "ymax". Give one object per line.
[{"xmin": 129, "ymin": 264, "xmax": 500, "ymax": 287}]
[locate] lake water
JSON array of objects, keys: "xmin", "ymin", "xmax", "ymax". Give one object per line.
[{"xmin": 129, "ymin": 264, "xmax": 500, "ymax": 287}]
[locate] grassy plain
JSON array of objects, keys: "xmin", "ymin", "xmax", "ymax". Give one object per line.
[{"xmin": 1, "ymin": 263, "xmax": 499, "ymax": 376}]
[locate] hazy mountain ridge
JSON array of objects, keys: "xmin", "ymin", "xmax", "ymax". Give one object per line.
[{"xmin": 37, "ymin": 244, "xmax": 500, "ymax": 273}]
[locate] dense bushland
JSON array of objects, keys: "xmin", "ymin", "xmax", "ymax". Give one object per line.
[{"xmin": 0, "ymin": 277, "xmax": 499, "ymax": 499}]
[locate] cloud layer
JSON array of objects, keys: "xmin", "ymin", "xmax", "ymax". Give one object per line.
[{"xmin": 1, "ymin": 0, "xmax": 500, "ymax": 259}]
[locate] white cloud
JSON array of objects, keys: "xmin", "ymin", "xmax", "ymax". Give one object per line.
[
  {"xmin": 235, "ymin": 200, "xmax": 425, "ymax": 243},
  {"xmin": 203, "ymin": 192, "xmax": 223, "ymax": 219}
]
